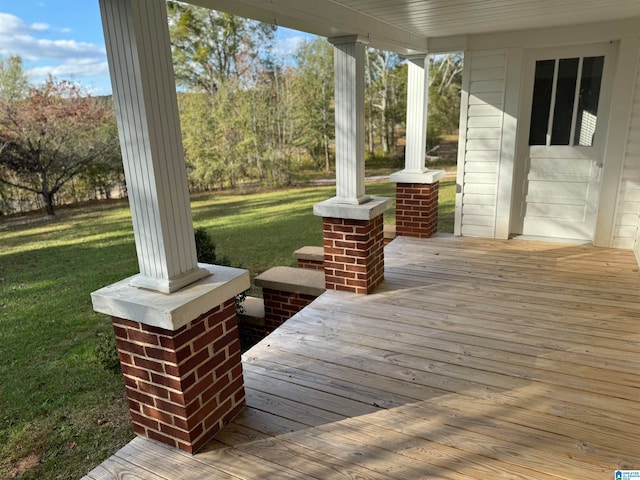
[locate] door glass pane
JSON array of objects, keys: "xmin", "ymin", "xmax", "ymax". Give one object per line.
[
  {"xmin": 529, "ymin": 59, "xmax": 555, "ymax": 145},
  {"xmin": 574, "ymin": 56, "xmax": 604, "ymax": 146},
  {"xmin": 550, "ymin": 57, "xmax": 579, "ymax": 145}
]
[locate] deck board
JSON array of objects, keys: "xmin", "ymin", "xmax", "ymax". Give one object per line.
[{"xmin": 83, "ymin": 236, "xmax": 640, "ymax": 479}]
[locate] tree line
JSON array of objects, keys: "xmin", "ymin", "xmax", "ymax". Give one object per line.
[{"xmin": 0, "ymin": 2, "xmax": 462, "ymax": 215}]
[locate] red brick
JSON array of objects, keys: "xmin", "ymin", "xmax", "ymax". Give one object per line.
[
  {"xmin": 141, "ymin": 404, "xmax": 174, "ymax": 425},
  {"xmin": 112, "ymin": 325, "xmax": 128, "ymax": 340},
  {"xmin": 126, "ymin": 387, "xmax": 155, "ymax": 406},
  {"xmin": 136, "ymin": 380, "xmax": 170, "ymax": 399},
  {"xmin": 127, "ymin": 328, "xmax": 161, "ymax": 346},
  {"xmin": 131, "ymin": 422, "xmax": 146, "ymax": 436},
  {"xmin": 184, "ymin": 374, "xmax": 211, "ymax": 399},
  {"xmin": 173, "ymin": 320, "xmax": 206, "ymax": 349},
  {"xmin": 133, "ymin": 356, "xmax": 165, "ymax": 373},
  {"xmin": 155, "ymin": 397, "xmax": 187, "ymax": 416},
  {"xmin": 121, "ymin": 363, "xmax": 151, "ymax": 381},
  {"xmin": 118, "ymin": 351, "xmax": 133, "ymax": 365},
  {"xmin": 130, "ymin": 410, "xmax": 160, "ymax": 431},
  {"xmin": 112, "ymin": 317, "xmax": 141, "ymax": 329},
  {"xmin": 115, "ymin": 337, "xmax": 146, "ymax": 357},
  {"xmin": 159, "ymin": 422, "xmax": 192, "ymax": 443},
  {"xmin": 145, "ymin": 345, "xmax": 178, "ymax": 363},
  {"xmin": 146, "ymin": 429, "xmax": 178, "ymax": 448}
]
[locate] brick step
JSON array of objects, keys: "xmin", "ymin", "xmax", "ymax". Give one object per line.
[
  {"xmin": 293, "ymin": 246, "xmax": 324, "ymax": 270},
  {"xmin": 255, "ymin": 266, "xmax": 326, "ymax": 334}
]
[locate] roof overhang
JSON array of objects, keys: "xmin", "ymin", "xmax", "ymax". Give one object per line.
[{"xmin": 187, "ymin": 0, "xmax": 640, "ymax": 54}]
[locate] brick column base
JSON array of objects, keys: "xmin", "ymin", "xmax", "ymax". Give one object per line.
[
  {"xmin": 395, "ymin": 182, "xmax": 439, "ymax": 238},
  {"xmin": 112, "ymin": 299, "xmax": 244, "ymax": 454},
  {"xmin": 262, "ymin": 288, "xmax": 318, "ymax": 334},
  {"xmin": 322, "ymin": 215, "xmax": 385, "ymax": 294}
]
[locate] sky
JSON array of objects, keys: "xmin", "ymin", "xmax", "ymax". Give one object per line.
[{"xmin": 0, "ymin": 0, "xmax": 313, "ymax": 96}]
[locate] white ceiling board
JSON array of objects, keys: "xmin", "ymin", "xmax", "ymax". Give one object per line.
[{"xmin": 188, "ymin": 0, "xmax": 640, "ymax": 53}]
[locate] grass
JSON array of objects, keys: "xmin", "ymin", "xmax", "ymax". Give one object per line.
[{"xmin": 0, "ymin": 180, "xmax": 455, "ymax": 479}]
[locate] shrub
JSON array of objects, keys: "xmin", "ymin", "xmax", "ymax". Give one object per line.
[{"xmin": 95, "ymin": 331, "xmax": 121, "ymax": 373}]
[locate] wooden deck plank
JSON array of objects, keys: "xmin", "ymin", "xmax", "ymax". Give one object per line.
[
  {"xmin": 245, "ymin": 358, "xmax": 635, "ymax": 469},
  {"xmin": 85, "ymin": 236, "xmax": 640, "ymax": 479},
  {"xmin": 289, "ymin": 305, "xmax": 640, "ymax": 388},
  {"xmin": 274, "ymin": 314, "xmax": 640, "ymax": 405},
  {"xmin": 256, "ymin": 322, "xmax": 640, "ymax": 432},
  {"xmin": 245, "ymin": 348, "xmax": 640, "ymax": 462}
]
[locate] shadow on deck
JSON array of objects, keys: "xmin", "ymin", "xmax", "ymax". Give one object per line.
[{"xmin": 84, "ymin": 235, "xmax": 640, "ymax": 479}]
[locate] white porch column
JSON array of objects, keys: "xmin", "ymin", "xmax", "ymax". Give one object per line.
[
  {"xmin": 100, "ymin": 0, "xmax": 208, "ymax": 293},
  {"xmin": 390, "ymin": 53, "xmax": 444, "ymax": 182},
  {"xmin": 94, "ymin": 0, "xmax": 250, "ymax": 453},
  {"xmin": 314, "ymin": 35, "xmax": 391, "ymax": 294},
  {"xmin": 329, "ymin": 35, "xmax": 370, "ymax": 205},
  {"xmin": 405, "ymin": 54, "xmax": 429, "ymax": 173},
  {"xmin": 390, "ymin": 53, "xmax": 444, "ymax": 239}
]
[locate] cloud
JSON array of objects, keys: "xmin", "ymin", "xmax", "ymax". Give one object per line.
[
  {"xmin": 30, "ymin": 22, "xmax": 49, "ymax": 31},
  {"xmin": 0, "ymin": 13, "xmax": 105, "ymax": 61},
  {"xmin": 0, "ymin": 12, "xmax": 107, "ymax": 87},
  {"xmin": 28, "ymin": 59, "xmax": 109, "ymax": 79},
  {"xmin": 274, "ymin": 35, "xmax": 308, "ymax": 58}
]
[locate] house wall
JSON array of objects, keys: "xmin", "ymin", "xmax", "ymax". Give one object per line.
[
  {"xmin": 454, "ymin": 19, "xmax": 640, "ymax": 247},
  {"xmin": 614, "ymin": 47, "xmax": 640, "ymax": 250},
  {"xmin": 455, "ymin": 49, "xmax": 507, "ymax": 237}
]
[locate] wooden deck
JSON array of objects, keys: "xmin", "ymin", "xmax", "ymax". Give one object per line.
[{"xmin": 84, "ymin": 236, "xmax": 640, "ymax": 479}]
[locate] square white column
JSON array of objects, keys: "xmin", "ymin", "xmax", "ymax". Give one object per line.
[
  {"xmin": 99, "ymin": 0, "xmax": 208, "ymax": 293},
  {"xmin": 329, "ymin": 35, "xmax": 370, "ymax": 205},
  {"xmin": 391, "ymin": 53, "xmax": 444, "ymax": 184}
]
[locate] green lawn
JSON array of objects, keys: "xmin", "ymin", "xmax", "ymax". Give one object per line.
[{"xmin": 0, "ymin": 180, "xmax": 455, "ymax": 479}]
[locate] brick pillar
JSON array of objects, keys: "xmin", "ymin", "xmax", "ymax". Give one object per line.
[
  {"xmin": 112, "ymin": 299, "xmax": 244, "ymax": 454},
  {"xmin": 323, "ymin": 214, "xmax": 385, "ymax": 294},
  {"xmin": 395, "ymin": 182, "xmax": 439, "ymax": 238}
]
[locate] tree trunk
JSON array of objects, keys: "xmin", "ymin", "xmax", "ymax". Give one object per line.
[
  {"xmin": 323, "ymin": 132, "xmax": 330, "ymax": 173},
  {"xmin": 43, "ymin": 191, "xmax": 55, "ymax": 215}
]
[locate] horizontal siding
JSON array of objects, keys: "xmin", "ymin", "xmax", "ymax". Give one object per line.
[
  {"xmin": 460, "ymin": 49, "xmax": 506, "ymax": 238},
  {"xmin": 613, "ymin": 51, "xmax": 640, "ymax": 250}
]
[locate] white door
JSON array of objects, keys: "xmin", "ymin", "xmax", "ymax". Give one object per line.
[{"xmin": 512, "ymin": 43, "xmax": 615, "ymax": 242}]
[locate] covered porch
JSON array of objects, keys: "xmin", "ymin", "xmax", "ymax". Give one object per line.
[{"xmin": 85, "ymin": 235, "xmax": 640, "ymax": 479}]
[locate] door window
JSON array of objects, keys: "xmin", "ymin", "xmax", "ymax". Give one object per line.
[{"xmin": 528, "ymin": 56, "xmax": 604, "ymax": 147}]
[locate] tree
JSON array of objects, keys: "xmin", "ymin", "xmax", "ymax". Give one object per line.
[
  {"xmin": 429, "ymin": 54, "xmax": 463, "ymax": 139},
  {"xmin": 0, "ymin": 77, "xmax": 119, "ymax": 215},
  {"xmin": 367, "ymin": 50, "xmax": 402, "ymax": 154},
  {"xmin": 292, "ymin": 38, "xmax": 334, "ymax": 172},
  {"xmin": 0, "ymin": 55, "xmax": 29, "ymax": 104},
  {"xmin": 167, "ymin": 1, "xmax": 276, "ymax": 93}
]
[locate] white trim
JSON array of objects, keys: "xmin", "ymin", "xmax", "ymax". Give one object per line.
[
  {"xmin": 494, "ymin": 48, "xmax": 523, "ymax": 239},
  {"xmin": 466, "ymin": 17, "xmax": 640, "ymax": 51},
  {"xmin": 454, "ymin": 52, "xmax": 471, "ymax": 236}
]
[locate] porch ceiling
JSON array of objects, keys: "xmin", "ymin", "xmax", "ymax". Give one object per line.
[{"xmin": 189, "ymin": 0, "xmax": 640, "ymax": 53}]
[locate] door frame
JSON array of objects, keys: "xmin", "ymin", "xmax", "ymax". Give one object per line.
[{"xmin": 510, "ymin": 42, "xmax": 618, "ymax": 243}]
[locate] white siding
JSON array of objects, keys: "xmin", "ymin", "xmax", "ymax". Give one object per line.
[
  {"xmin": 613, "ymin": 51, "xmax": 640, "ymax": 249},
  {"xmin": 459, "ymin": 50, "xmax": 506, "ymax": 237}
]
